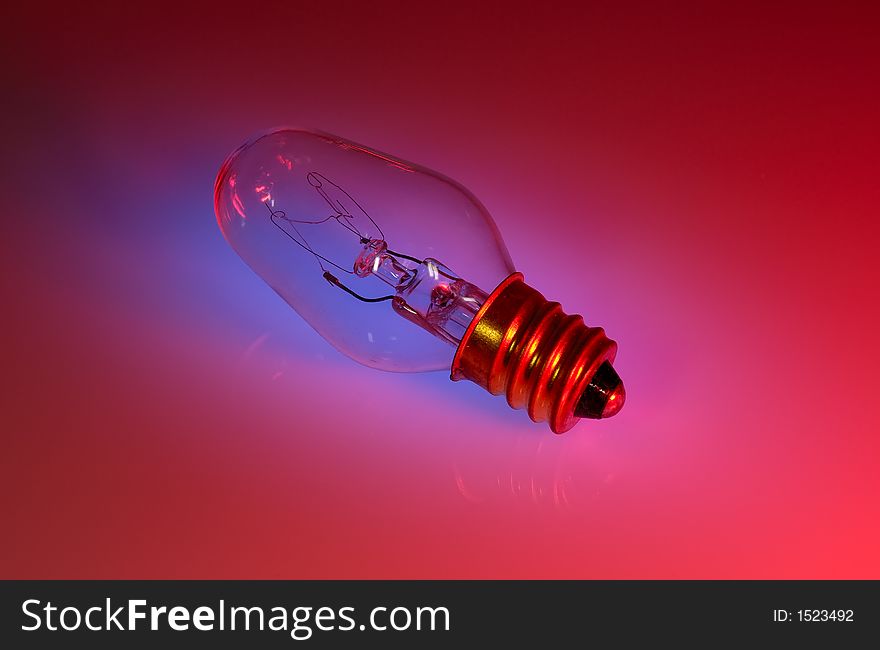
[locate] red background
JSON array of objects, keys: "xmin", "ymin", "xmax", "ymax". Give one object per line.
[{"xmin": 3, "ymin": 1, "xmax": 879, "ymax": 578}]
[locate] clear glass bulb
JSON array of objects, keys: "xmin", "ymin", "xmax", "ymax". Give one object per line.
[
  {"xmin": 214, "ymin": 128, "xmax": 515, "ymax": 372},
  {"xmin": 214, "ymin": 128, "xmax": 625, "ymax": 432}
]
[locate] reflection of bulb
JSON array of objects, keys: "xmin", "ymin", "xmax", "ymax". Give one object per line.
[{"xmin": 214, "ymin": 128, "xmax": 624, "ymax": 432}]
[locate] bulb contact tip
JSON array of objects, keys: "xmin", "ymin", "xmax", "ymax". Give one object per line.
[{"xmin": 574, "ymin": 361, "xmax": 625, "ymax": 419}]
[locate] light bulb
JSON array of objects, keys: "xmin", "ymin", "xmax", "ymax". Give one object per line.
[{"xmin": 214, "ymin": 128, "xmax": 624, "ymax": 433}]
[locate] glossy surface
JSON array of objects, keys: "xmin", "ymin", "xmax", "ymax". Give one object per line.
[{"xmin": 3, "ymin": 2, "xmax": 880, "ymax": 578}]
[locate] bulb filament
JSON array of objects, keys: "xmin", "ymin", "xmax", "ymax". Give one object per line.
[{"xmin": 263, "ymin": 172, "xmax": 489, "ymax": 345}]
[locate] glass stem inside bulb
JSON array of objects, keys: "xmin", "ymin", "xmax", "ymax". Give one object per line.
[{"xmin": 354, "ymin": 239, "xmax": 489, "ymax": 345}]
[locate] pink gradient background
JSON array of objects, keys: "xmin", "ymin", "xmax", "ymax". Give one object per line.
[{"xmin": 2, "ymin": 2, "xmax": 879, "ymax": 578}]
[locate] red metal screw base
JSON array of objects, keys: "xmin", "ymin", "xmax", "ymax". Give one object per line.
[{"xmin": 451, "ymin": 273, "xmax": 624, "ymax": 433}]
